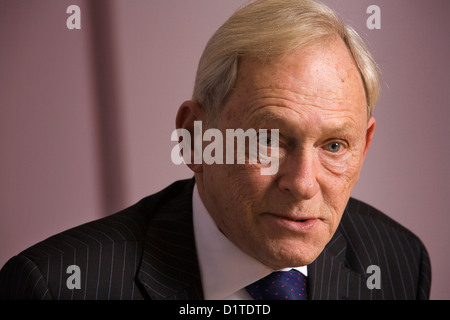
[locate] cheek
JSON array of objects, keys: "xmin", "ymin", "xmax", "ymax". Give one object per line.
[
  {"xmin": 203, "ymin": 164, "xmax": 269, "ymax": 227},
  {"xmin": 226, "ymin": 167, "xmax": 274, "ymax": 217},
  {"xmin": 319, "ymin": 167, "xmax": 357, "ymax": 212},
  {"xmin": 317, "ymin": 153, "xmax": 364, "ymax": 223}
]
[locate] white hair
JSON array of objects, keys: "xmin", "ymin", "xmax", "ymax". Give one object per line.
[{"xmin": 192, "ymin": 0, "xmax": 380, "ymax": 120}]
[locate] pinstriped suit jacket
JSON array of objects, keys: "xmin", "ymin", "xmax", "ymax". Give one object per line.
[{"xmin": 0, "ymin": 178, "xmax": 431, "ymax": 300}]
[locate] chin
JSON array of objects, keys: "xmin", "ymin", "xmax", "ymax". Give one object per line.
[{"xmin": 258, "ymin": 237, "xmax": 328, "ymax": 269}]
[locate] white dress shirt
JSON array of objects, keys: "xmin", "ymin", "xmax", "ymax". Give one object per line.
[{"xmin": 192, "ymin": 183, "xmax": 307, "ymax": 300}]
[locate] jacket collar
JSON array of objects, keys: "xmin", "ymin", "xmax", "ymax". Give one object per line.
[
  {"xmin": 307, "ymin": 225, "xmax": 354, "ymax": 299},
  {"xmin": 136, "ymin": 178, "xmax": 204, "ymax": 300},
  {"xmin": 307, "ymin": 203, "xmax": 379, "ymax": 300}
]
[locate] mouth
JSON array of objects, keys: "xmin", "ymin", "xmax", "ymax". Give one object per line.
[
  {"xmin": 293, "ymin": 218, "xmax": 308, "ymax": 222},
  {"xmin": 269, "ymin": 212, "xmax": 318, "ymax": 221},
  {"xmin": 263, "ymin": 212, "xmax": 320, "ymax": 233}
]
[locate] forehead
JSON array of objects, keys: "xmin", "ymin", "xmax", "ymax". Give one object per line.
[{"xmin": 226, "ymin": 37, "xmax": 367, "ymax": 124}]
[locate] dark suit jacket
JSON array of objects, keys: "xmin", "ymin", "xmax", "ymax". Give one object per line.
[{"xmin": 0, "ymin": 178, "xmax": 431, "ymax": 300}]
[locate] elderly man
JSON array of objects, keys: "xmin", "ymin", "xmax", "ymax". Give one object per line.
[{"xmin": 0, "ymin": 0, "xmax": 430, "ymax": 300}]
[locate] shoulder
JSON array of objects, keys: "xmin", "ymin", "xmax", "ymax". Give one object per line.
[
  {"xmin": 18, "ymin": 178, "xmax": 194, "ymax": 263},
  {"xmin": 0, "ymin": 201, "xmax": 149, "ymax": 299},
  {"xmin": 342, "ymin": 197, "xmax": 426, "ymax": 251},
  {"xmin": 0, "ymin": 178, "xmax": 195, "ymax": 299},
  {"xmin": 340, "ymin": 197, "xmax": 431, "ymax": 299},
  {"xmin": 21, "ymin": 201, "xmax": 148, "ymax": 263}
]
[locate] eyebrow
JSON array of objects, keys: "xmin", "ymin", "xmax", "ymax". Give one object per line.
[{"xmin": 248, "ymin": 110, "xmax": 289, "ymax": 127}]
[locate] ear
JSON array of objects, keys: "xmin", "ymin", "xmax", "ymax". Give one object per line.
[
  {"xmin": 362, "ymin": 117, "xmax": 376, "ymax": 160},
  {"xmin": 175, "ymin": 101, "xmax": 205, "ymax": 173}
]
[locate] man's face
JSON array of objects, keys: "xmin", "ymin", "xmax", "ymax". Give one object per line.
[{"xmin": 196, "ymin": 37, "xmax": 375, "ymax": 269}]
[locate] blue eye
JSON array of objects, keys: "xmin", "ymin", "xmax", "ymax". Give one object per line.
[
  {"xmin": 258, "ymin": 130, "xmax": 280, "ymax": 149},
  {"xmin": 327, "ymin": 142, "xmax": 341, "ymax": 153},
  {"xmin": 261, "ymin": 137, "xmax": 273, "ymax": 146}
]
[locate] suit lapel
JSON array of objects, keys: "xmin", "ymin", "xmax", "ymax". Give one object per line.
[
  {"xmin": 308, "ymin": 213, "xmax": 377, "ymax": 300},
  {"xmin": 136, "ymin": 179, "xmax": 204, "ymax": 300}
]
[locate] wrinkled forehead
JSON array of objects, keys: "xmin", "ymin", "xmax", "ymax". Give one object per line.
[{"xmin": 228, "ymin": 38, "xmax": 367, "ymax": 122}]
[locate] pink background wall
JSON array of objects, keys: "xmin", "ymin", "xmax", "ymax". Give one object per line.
[{"xmin": 1, "ymin": 0, "xmax": 449, "ymax": 299}]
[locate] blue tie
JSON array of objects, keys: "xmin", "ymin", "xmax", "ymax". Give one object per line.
[{"xmin": 246, "ymin": 269, "xmax": 308, "ymax": 300}]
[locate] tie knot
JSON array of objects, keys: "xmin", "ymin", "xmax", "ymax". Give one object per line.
[{"xmin": 246, "ymin": 269, "xmax": 308, "ymax": 300}]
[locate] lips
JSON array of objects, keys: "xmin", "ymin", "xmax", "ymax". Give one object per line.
[
  {"xmin": 268, "ymin": 212, "xmax": 318, "ymax": 222},
  {"xmin": 263, "ymin": 212, "xmax": 320, "ymax": 233},
  {"xmin": 293, "ymin": 218, "xmax": 308, "ymax": 222}
]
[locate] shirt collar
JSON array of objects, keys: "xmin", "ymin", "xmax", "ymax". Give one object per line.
[{"xmin": 192, "ymin": 183, "xmax": 307, "ymax": 300}]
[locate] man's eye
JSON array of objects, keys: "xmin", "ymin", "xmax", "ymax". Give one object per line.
[
  {"xmin": 326, "ymin": 142, "xmax": 342, "ymax": 153},
  {"xmin": 260, "ymin": 137, "xmax": 273, "ymax": 146}
]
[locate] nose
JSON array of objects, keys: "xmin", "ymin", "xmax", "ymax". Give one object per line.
[{"xmin": 276, "ymin": 150, "xmax": 320, "ymax": 200}]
